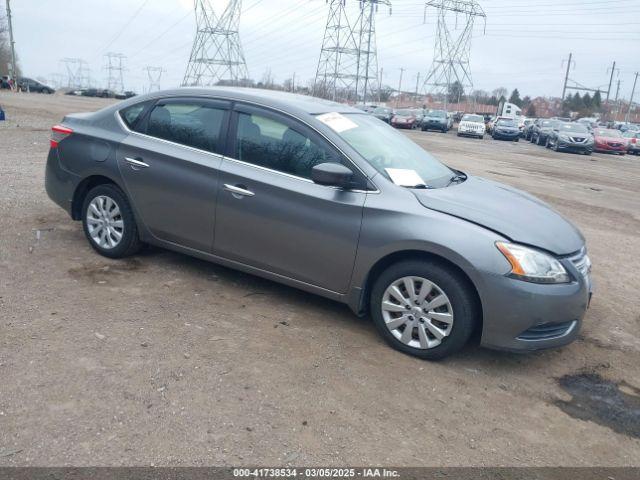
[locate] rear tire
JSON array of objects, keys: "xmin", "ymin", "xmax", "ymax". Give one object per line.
[
  {"xmin": 81, "ymin": 184, "xmax": 142, "ymax": 259},
  {"xmin": 370, "ymin": 260, "xmax": 477, "ymax": 360}
]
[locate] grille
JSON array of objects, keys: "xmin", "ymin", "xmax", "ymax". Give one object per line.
[
  {"xmin": 517, "ymin": 321, "xmax": 576, "ymax": 341},
  {"xmin": 608, "ymin": 142, "xmax": 622, "ymax": 147},
  {"xmin": 569, "ymin": 248, "xmax": 591, "ymax": 278},
  {"xmin": 570, "ymin": 137, "xmax": 586, "ymax": 143}
]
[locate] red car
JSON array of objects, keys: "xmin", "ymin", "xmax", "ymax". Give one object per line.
[
  {"xmin": 391, "ymin": 109, "xmax": 418, "ymax": 129},
  {"xmin": 593, "ymin": 128, "xmax": 628, "ymax": 155}
]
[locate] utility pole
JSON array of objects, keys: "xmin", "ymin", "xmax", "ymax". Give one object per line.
[
  {"xmin": 414, "ymin": 72, "xmax": 421, "ymax": 102},
  {"xmin": 626, "ymin": 72, "xmax": 639, "ymax": 123},
  {"xmin": 291, "ymin": 72, "xmax": 295, "ymax": 92},
  {"xmin": 614, "ymin": 79, "xmax": 621, "ymax": 121},
  {"xmin": 5, "ymin": 0, "xmax": 18, "ymax": 89},
  {"xmin": 396, "ymin": 67, "xmax": 405, "ymax": 107},
  {"xmin": 606, "ymin": 60, "xmax": 616, "ymax": 104},
  {"xmin": 561, "ymin": 53, "xmax": 573, "ymax": 101},
  {"xmin": 378, "ymin": 67, "xmax": 383, "ymax": 103}
]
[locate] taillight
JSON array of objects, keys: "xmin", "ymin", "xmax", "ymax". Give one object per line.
[
  {"xmin": 632, "ymin": 138, "xmax": 637, "ymax": 144},
  {"xmin": 50, "ymin": 125, "xmax": 73, "ymax": 148}
]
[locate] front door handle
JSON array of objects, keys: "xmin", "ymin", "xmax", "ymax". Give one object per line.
[
  {"xmin": 223, "ymin": 184, "xmax": 254, "ymax": 198},
  {"xmin": 124, "ymin": 157, "xmax": 150, "ymax": 169}
]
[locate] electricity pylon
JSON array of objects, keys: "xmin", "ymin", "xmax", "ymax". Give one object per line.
[
  {"xmin": 314, "ymin": 0, "xmax": 391, "ymax": 103},
  {"xmin": 61, "ymin": 58, "xmax": 91, "ymax": 88},
  {"xmin": 182, "ymin": 0, "xmax": 249, "ymax": 86},
  {"xmin": 144, "ymin": 66, "xmax": 164, "ymax": 92},
  {"xmin": 104, "ymin": 52, "xmax": 126, "ymax": 92},
  {"xmin": 422, "ymin": 0, "xmax": 486, "ymax": 107}
]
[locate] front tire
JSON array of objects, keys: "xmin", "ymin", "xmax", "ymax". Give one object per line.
[
  {"xmin": 81, "ymin": 184, "xmax": 142, "ymax": 259},
  {"xmin": 370, "ymin": 260, "xmax": 477, "ymax": 360}
]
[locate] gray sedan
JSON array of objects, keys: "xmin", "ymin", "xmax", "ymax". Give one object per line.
[{"xmin": 45, "ymin": 87, "xmax": 592, "ymax": 359}]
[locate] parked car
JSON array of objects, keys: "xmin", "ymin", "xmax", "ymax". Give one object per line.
[
  {"xmin": 456, "ymin": 113, "xmax": 485, "ymax": 139},
  {"xmin": 412, "ymin": 108, "xmax": 426, "ymax": 125},
  {"xmin": 521, "ymin": 118, "xmax": 534, "ymax": 138},
  {"xmin": 18, "ymin": 77, "xmax": 55, "ymax": 94},
  {"xmin": 623, "ymin": 130, "xmax": 640, "ymax": 155},
  {"xmin": 391, "ymin": 109, "xmax": 418, "ymax": 129},
  {"xmin": 545, "ymin": 122, "xmax": 594, "ymax": 155},
  {"xmin": 622, "ymin": 130, "xmax": 640, "ymax": 155},
  {"xmin": 492, "ymin": 117, "xmax": 520, "ymax": 141},
  {"xmin": 446, "ymin": 112, "xmax": 454, "ymax": 130},
  {"xmin": 45, "ymin": 87, "xmax": 592, "ymax": 360},
  {"xmin": 593, "ymin": 128, "xmax": 628, "ymax": 155},
  {"xmin": 371, "ymin": 106, "xmax": 393, "ymax": 124},
  {"xmin": 523, "ymin": 118, "xmax": 537, "ymax": 140},
  {"xmin": 530, "ymin": 118, "xmax": 560, "ymax": 145},
  {"xmin": 1, "ymin": 75, "xmax": 12, "ymax": 89},
  {"xmin": 115, "ymin": 91, "xmax": 137, "ymax": 100},
  {"xmin": 421, "ymin": 109, "xmax": 449, "ymax": 132}
]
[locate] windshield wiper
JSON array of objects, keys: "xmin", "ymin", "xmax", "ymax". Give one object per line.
[
  {"xmin": 407, "ymin": 183, "xmax": 434, "ymax": 189},
  {"xmin": 446, "ymin": 173, "xmax": 467, "ymax": 187}
]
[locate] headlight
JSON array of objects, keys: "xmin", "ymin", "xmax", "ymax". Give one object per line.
[
  {"xmin": 496, "ymin": 242, "xmax": 570, "ymax": 284},
  {"xmin": 559, "ymin": 134, "xmax": 571, "ymax": 141}
]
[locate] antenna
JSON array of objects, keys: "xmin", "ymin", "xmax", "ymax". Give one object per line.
[
  {"xmin": 314, "ymin": 0, "xmax": 391, "ymax": 103},
  {"xmin": 182, "ymin": 0, "xmax": 249, "ymax": 86}
]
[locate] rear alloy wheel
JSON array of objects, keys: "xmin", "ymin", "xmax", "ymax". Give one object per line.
[
  {"xmin": 370, "ymin": 260, "xmax": 477, "ymax": 360},
  {"xmin": 82, "ymin": 184, "xmax": 142, "ymax": 259}
]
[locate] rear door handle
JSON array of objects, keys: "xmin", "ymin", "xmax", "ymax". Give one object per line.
[
  {"xmin": 124, "ymin": 157, "xmax": 149, "ymax": 169},
  {"xmin": 223, "ymin": 184, "xmax": 254, "ymax": 197}
]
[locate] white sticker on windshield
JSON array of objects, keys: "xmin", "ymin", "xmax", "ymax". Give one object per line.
[
  {"xmin": 385, "ymin": 168, "xmax": 424, "ymax": 187},
  {"xmin": 316, "ymin": 112, "xmax": 358, "ymax": 133}
]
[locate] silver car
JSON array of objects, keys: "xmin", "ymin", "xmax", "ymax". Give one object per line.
[{"xmin": 45, "ymin": 88, "xmax": 593, "ymax": 359}]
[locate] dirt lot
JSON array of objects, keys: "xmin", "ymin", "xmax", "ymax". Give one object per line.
[{"xmin": 1, "ymin": 92, "xmax": 639, "ymax": 466}]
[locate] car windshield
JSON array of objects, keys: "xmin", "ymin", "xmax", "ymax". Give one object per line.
[
  {"xmin": 541, "ymin": 120, "xmax": 555, "ymax": 127},
  {"xmin": 373, "ymin": 107, "xmax": 390, "ymax": 114},
  {"xmin": 558, "ymin": 123, "xmax": 588, "ymax": 133},
  {"xmin": 427, "ymin": 110, "xmax": 446, "ymax": 118},
  {"xmin": 322, "ymin": 113, "xmax": 453, "ymax": 187},
  {"xmin": 462, "ymin": 114, "xmax": 483, "ymax": 123},
  {"xmin": 595, "ymin": 129, "xmax": 622, "ymax": 137},
  {"xmin": 395, "ymin": 109, "xmax": 413, "ymax": 116},
  {"xmin": 496, "ymin": 119, "xmax": 515, "ymax": 126}
]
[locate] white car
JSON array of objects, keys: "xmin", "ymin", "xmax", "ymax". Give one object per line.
[{"xmin": 457, "ymin": 113, "xmax": 485, "ymax": 139}]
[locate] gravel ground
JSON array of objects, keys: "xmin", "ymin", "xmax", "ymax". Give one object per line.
[{"xmin": 0, "ymin": 91, "xmax": 639, "ymax": 466}]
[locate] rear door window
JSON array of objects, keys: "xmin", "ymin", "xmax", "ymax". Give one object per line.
[{"xmin": 144, "ymin": 101, "xmax": 228, "ymax": 154}]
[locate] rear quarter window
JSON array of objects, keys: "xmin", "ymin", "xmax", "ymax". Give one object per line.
[{"xmin": 119, "ymin": 102, "xmax": 150, "ymax": 129}]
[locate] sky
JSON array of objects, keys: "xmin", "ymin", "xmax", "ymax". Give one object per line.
[{"xmin": 7, "ymin": 0, "xmax": 640, "ymax": 101}]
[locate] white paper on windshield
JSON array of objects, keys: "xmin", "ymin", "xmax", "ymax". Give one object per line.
[
  {"xmin": 385, "ymin": 168, "xmax": 424, "ymax": 187},
  {"xmin": 316, "ymin": 112, "xmax": 358, "ymax": 133}
]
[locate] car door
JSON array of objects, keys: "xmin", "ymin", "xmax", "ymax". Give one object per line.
[
  {"xmin": 117, "ymin": 97, "xmax": 230, "ymax": 252},
  {"xmin": 213, "ymin": 104, "xmax": 368, "ymax": 294}
]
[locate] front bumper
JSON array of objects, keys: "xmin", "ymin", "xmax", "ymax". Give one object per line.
[
  {"xmin": 556, "ymin": 140, "xmax": 593, "ymax": 152},
  {"xmin": 595, "ymin": 144, "xmax": 626, "ymax": 153},
  {"xmin": 422, "ymin": 121, "xmax": 446, "ymax": 130},
  {"xmin": 493, "ymin": 130, "xmax": 520, "ymax": 139},
  {"xmin": 458, "ymin": 127, "xmax": 484, "ymax": 137},
  {"xmin": 479, "ymin": 257, "xmax": 592, "ymax": 352}
]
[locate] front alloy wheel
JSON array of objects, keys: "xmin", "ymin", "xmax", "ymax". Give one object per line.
[
  {"xmin": 381, "ymin": 276, "xmax": 454, "ymax": 349},
  {"xmin": 370, "ymin": 260, "xmax": 477, "ymax": 360}
]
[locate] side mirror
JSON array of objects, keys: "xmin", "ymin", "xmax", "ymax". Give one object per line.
[{"xmin": 311, "ymin": 163, "xmax": 353, "ymax": 189}]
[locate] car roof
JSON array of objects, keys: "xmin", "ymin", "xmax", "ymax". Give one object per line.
[{"xmin": 128, "ymin": 87, "xmax": 361, "ymax": 116}]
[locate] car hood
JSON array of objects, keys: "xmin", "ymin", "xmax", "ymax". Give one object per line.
[
  {"xmin": 595, "ymin": 135, "xmax": 626, "ymax": 142},
  {"xmin": 413, "ymin": 175, "xmax": 584, "ymax": 255},
  {"xmin": 495, "ymin": 125, "xmax": 519, "ymax": 131}
]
